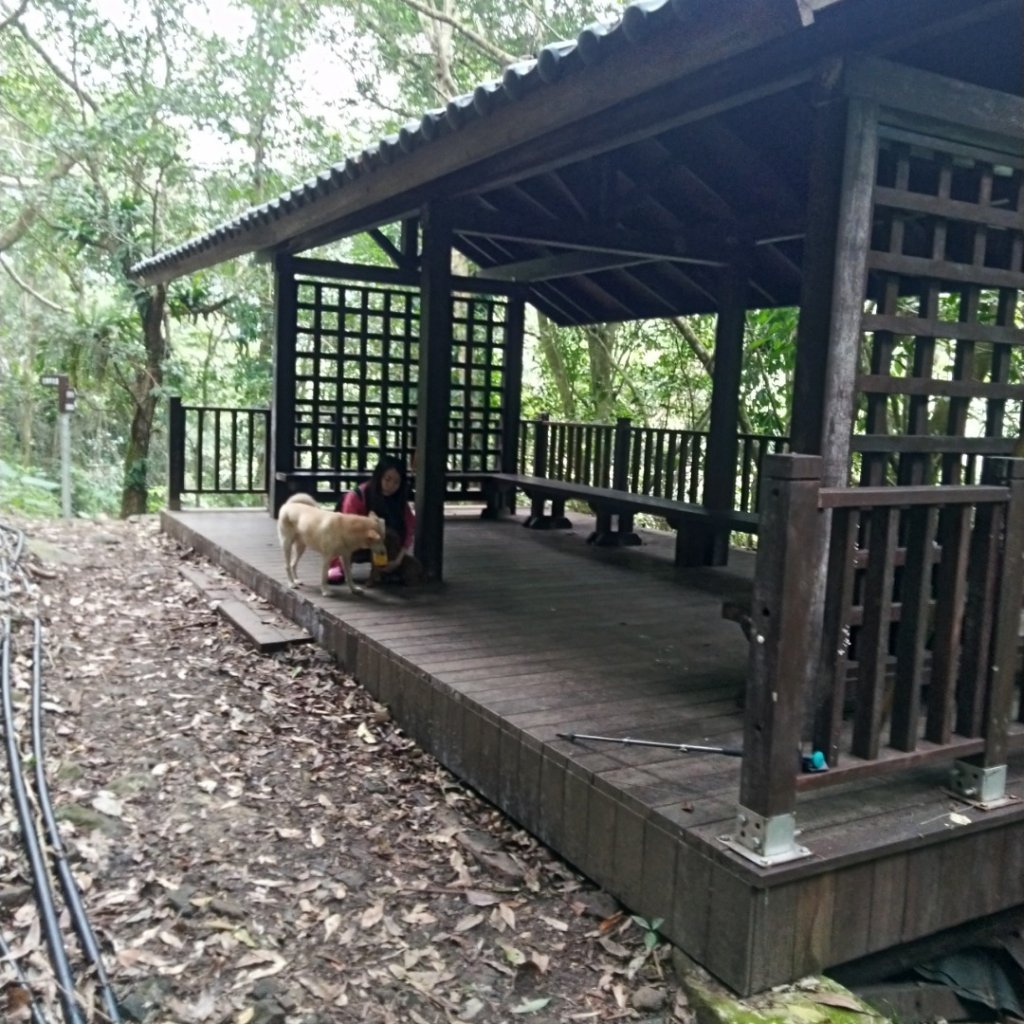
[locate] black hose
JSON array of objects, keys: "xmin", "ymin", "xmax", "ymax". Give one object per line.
[
  {"xmin": 31, "ymin": 619, "xmax": 122, "ymax": 1023},
  {"xmin": 2, "ymin": 622, "xmax": 85, "ymax": 1024},
  {"xmin": 0, "ymin": 914, "xmax": 53, "ymax": 1024}
]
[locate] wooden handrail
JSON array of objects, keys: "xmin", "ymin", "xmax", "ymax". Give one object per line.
[{"xmin": 819, "ymin": 484, "xmax": 1008, "ymax": 508}]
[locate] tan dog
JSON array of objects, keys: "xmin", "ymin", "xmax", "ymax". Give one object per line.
[{"xmin": 277, "ymin": 494, "xmax": 387, "ymax": 597}]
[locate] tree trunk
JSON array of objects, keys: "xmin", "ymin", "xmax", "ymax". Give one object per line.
[
  {"xmin": 587, "ymin": 323, "xmax": 616, "ymax": 421},
  {"xmin": 536, "ymin": 313, "xmax": 576, "ymax": 418},
  {"xmin": 120, "ymin": 283, "xmax": 167, "ymax": 516}
]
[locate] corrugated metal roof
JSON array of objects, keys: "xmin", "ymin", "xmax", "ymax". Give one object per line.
[{"xmin": 130, "ymin": 0, "xmax": 802, "ymax": 283}]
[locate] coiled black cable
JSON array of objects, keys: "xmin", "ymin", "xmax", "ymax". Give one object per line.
[
  {"xmin": 30, "ymin": 618, "xmax": 121, "ymax": 1022},
  {"xmin": 2, "ymin": 622, "xmax": 85, "ymax": 1024}
]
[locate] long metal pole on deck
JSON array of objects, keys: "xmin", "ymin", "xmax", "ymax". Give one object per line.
[{"xmin": 558, "ymin": 732, "xmax": 743, "ymax": 757}]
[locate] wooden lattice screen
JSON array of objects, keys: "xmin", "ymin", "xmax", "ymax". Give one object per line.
[
  {"xmin": 290, "ymin": 268, "xmax": 508, "ymax": 498},
  {"xmin": 854, "ymin": 126, "xmax": 1024, "ymax": 486}
]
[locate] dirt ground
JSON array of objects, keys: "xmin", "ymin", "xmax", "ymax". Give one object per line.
[{"xmin": 0, "ymin": 514, "xmax": 692, "ymax": 1024}]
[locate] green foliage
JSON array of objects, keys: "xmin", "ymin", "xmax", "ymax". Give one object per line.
[{"xmin": 0, "ymin": 459, "xmax": 62, "ymax": 517}]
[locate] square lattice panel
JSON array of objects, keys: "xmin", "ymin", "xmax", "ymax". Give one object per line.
[
  {"xmin": 291, "ymin": 274, "xmax": 508, "ymax": 492},
  {"xmin": 855, "ymin": 127, "xmax": 1024, "ymax": 486}
]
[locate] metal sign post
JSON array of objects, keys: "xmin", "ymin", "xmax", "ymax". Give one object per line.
[{"xmin": 39, "ymin": 375, "xmax": 77, "ymax": 518}]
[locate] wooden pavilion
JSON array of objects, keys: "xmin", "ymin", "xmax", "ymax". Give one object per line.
[{"xmin": 136, "ymin": 0, "xmax": 1024, "ymax": 996}]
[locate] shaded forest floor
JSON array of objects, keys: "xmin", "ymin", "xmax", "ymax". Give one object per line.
[{"xmin": 2, "ymin": 514, "xmax": 690, "ymax": 1024}]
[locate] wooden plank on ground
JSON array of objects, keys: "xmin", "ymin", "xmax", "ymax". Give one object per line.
[
  {"xmin": 179, "ymin": 563, "xmax": 234, "ymax": 600},
  {"xmin": 216, "ymin": 598, "xmax": 313, "ymax": 652},
  {"xmin": 180, "ymin": 563, "xmax": 313, "ymax": 651}
]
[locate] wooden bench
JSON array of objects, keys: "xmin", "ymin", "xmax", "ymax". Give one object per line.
[{"xmin": 483, "ymin": 472, "xmax": 759, "ymax": 566}]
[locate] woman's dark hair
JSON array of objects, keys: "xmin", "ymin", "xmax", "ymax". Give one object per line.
[
  {"xmin": 367, "ymin": 455, "xmax": 409, "ymax": 500},
  {"xmin": 362, "ymin": 455, "xmax": 410, "ymax": 541}
]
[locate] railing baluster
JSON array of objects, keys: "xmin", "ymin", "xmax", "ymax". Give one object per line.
[
  {"xmin": 813, "ymin": 507, "xmax": 860, "ymax": 768},
  {"xmin": 927, "ymin": 503, "xmax": 971, "ymax": 742},
  {"xmin": 196, "ymin": 408, "xmax": 206, "ymax": 502},
  {"xmin": 890, "ymin": 505, "xmax": 939, "ymax": 751},
  {"xmin": 958, "ymin": 481, "xmax": 1002, "ymax": 737},
  {"xmin": 851, "ymin": 505, "xmax": 899, "ymax": 761}
]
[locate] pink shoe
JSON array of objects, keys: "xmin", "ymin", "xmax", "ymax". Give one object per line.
[{"xmin": 327, "ymin": 562, "xmax": 345, "ymax": 585}]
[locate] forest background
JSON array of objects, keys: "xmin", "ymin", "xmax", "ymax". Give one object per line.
[{"xmin": 0, "ymin": 0, "xmax": 798, "ymax": 518}]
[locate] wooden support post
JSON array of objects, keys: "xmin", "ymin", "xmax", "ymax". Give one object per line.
[
  {"xmin": 818, "ymin": 95, "xmax": 879, "ymax": 488},
  {"xmin": 730, "ymin": 454, "xmax": 821, "ymax": 866},
  {"xmin": 167, "ymin": 395, "xmax": 185, "ymax": 511},
  {"xmin": 400, "ymin": 217, "xmax": 419, "ymax": 268},
  {"xmin": 690, "ymin": 246, "xmax": 750, "ymax": 567},
  {"xmin": 270, "ymin": 256, "xmax": 298, "ymax": 517},
  {"xmin": 951, "ymin": 458, "xmax": 1024, "ymax": 806},
  {"xmin": 525, "ymin": 413, "xmax": 550, "ymax": 528},
  {"xmin": 414, "ymin": 204, "xmax": 454, "ymax": 582},
  {"xmin": 488, "ymin": 290, "xmax": 525, "ymax": 518},
  {"xmin": 790, "ymin": 63, "xmax": 846, "ymax": 457},
  {"xmin": 609, "ymin": 417, "xmax": 639, "ymax": 544}
]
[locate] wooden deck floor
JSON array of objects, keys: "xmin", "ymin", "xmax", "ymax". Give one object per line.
[{"xmin": 163, "ymin": 507, "xmax": 1024, "ymax": 994}]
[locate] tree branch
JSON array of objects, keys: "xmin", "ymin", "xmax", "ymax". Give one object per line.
[
  {"xmin": 16, "ymin": 21, "xmax": 99, "ymax": 112},
  {"xmin": 396, "ymin": 0, "xmax": 517, "ymax": 67},
  {"xmin": 0, "ymin": 253, "xmax": 70, "ymax": 313},
  {"xmin": 669, "ymin": 316, "xmax": 713, "ymax": 376},
  {"xmin": 0, "ymin": 0, "xmax": 28, "ymax": 34},
  {"xmin": 670, "ymin": 316, "xmax": 753, "ymax": 432},
  {"xmin": 0, "ymin": 149, "xmax": 80, "ymax": 253}
]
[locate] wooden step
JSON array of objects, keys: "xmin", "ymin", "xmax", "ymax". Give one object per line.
[{"xmin": 179, "ymin": 564, "xmax": 313, "ymax": 652}]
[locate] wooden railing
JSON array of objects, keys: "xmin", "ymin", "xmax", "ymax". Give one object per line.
[
  {"xmin": 519, "ymin": 414, "xmax": 787, "ymax": 517},
  {"xmin": 167, "ymin": 400, "xmax": 788, "ymax": 518},
  {"xmin": 739, "ymin": 454, "xmax": 1024, "ymax": 826},
  {"xmin": 167, "ymin": 397, "xmax": 271, "ymax": 509}
]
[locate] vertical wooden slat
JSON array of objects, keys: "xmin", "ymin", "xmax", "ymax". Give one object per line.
[
  {"xmin": 196, "ymin": 408, "xmax": 206, "ymax": 497},
  {"xmin": 926, "ymin": 504, "xmax": 971, "ymax": 742},
  {"xmin": 851, "ymin": 504, "xmax": 898, "ymax": 761},
  {"xmin": 889, "ymin": 505, "xmax": 939, "ymax": 751},
  {"xmin": 229, "ymin": 410, "xmax": 238, "ymax": 493},
  {"xmin": 688, "ymin": 436, "xmax": 702, "ymax": 502},
  {"xmin": 957, "ymin": 478, "xmax": 1001, "ymax": 737},
  {"xmin": 612, "ymin": 417, "xmax": 630, "ymax": 494},
  {"xmin": 812, "ymin": 507, "xmax": 859, "ymax": 767},
  {"xmin": 861, "ymin": 146, "xmax": 909, "ymax": 487}
]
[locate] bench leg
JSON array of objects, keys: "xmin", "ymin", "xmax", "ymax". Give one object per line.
[
  {"xmin": 549, "ymin": 498, "xmax": 572, "ymax": 530},
  {"xmin": 616, "ymin": 513, "xmax": 641, "ymax": 547},
  {"xmin": 675, "ymin": 523, "xmax": 729, "ymax": 567},
  {"xmin": 588, "ymin": 511, "xmax": 641, "ymax": 547},
  {"xmin": 523, "ymin": 495, "xmax": 571, "ymax": 530},
  {"xmin": 588, "ymin": 510, "xmax": 616, "ymax": 546},
  {"xmin": 480, "ymin": 480, "xmax": 516, "ymax": 520}
]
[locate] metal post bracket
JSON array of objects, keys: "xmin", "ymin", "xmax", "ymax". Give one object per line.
[
  {"xmin": 947, "ymin": 761, "xmax": 1018, "ymax": 811},
  {"xmin": 721, "ymin": 805, "xmax": 812, "ymax": 868}
]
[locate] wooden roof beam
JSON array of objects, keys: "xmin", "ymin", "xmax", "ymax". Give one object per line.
[
  {"xmin": 453, "ymin": 210, "xmax": 732, "ymax": 265},
  {"xmin": 478, "ymin": 249, "xmax": 660, "ymax": 283}
]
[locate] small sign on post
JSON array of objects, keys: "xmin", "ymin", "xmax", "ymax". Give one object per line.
[{"xmin": 39, "ymin": 373, "xmax": 75, "ymax": 518}]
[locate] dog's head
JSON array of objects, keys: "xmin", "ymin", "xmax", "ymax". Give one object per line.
[{"xmin": 365, "ymin": 512, "xmax": 388, "ymax": 564}]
